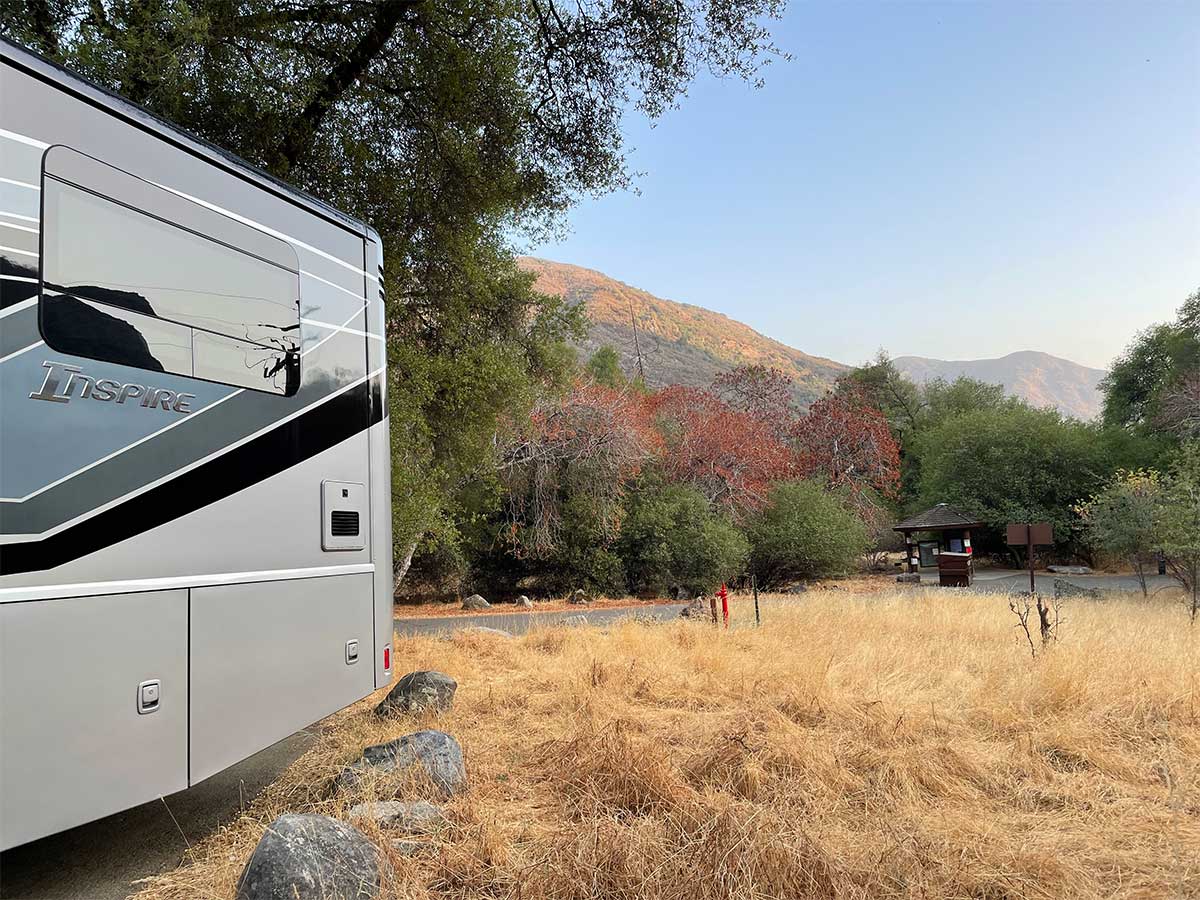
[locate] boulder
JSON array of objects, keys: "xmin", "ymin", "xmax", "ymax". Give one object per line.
[
  {"xmin": 375, "ymin": 671, "xmax": 457, "ymax": 717},
  {"xmin": 568, "ymin": 590, "xmax": 589, "ymax": 605},
  {"xmin": 516, "ymin": 595, "xmax": 534, "ymax": 608},
  {"xmin": 461, "ymin": 594, "xmax": 490, "ymax": 610},
  {"xmin": 337, "ymin": 730, "xmax": 466, "ymax": 797},
  {"xmin": 348, "ymin": 799, "xmax": 446, "ymax": 834},
  {"xmin": 235, "ymin": 814, "xmax": 386, "ymax": 900},
  {"xmin": 1048, "ymin": 565, "xmax": 1092, "ymax": 575}
]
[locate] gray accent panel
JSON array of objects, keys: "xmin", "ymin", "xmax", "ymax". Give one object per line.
[
  {"xmin": 189, "ymin": 574, "xmax": 374, "ymax": 784},
  {"xmin": 0, "ymin": 327, "xmax": 365, "ymax": 532},
  {"xmin": 0, "ymin": 350, "xmax": 234, "ymax": 505},
  {"xmin": 0, "ymin": 303, "xmax": 40, "ymax": 357},
  {"xmin": 0, "ymin": 589, "xmax": 189, "ymax": 850}
]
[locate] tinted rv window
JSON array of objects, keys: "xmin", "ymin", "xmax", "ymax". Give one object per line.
[{"xmin": 39, "ymin": 147, "xmax": 301, "ymax": 396}]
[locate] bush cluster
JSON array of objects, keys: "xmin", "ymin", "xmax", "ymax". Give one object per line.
[{"xmin": 448, "ymin": 470, "xmax": 869, "ymax": 598}]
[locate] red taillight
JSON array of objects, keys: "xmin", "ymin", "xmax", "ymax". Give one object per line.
[{"xmin": 383, "ymin": 647, "xmax": 391, "ymax": 670}]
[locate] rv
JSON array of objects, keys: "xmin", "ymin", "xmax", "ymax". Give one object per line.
[{"xmin": 0, "ymin": 39, "xmax": 393, "ymax": 849}]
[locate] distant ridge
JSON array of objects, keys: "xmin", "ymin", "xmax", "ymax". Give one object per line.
[
  {"xmin": 892, "ymin": 352, "xmax": 1105, "ymax": 420},
  {"xmin": 519, "ymin": 257, "xmax": 1105, "ymax": 418}
]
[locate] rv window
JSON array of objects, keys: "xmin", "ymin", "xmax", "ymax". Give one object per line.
[{"xmin": 39, "ymin": 148, "xmax": 300, "ymax": 396}]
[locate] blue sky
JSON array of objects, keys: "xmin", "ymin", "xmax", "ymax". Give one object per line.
[{"xmin": 527, "ymin": 1, "xmax": 1200, "ymax": 370}]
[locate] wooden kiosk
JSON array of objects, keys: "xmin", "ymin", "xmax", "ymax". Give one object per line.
[{"xmin": 893, "ymin": 504, "xmax": 985, "ymax": 587}]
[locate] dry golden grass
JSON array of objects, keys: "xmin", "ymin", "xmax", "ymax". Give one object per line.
[{"xmin": 134, "ymin": 589, "xmax": 1200, "ymax": 900}]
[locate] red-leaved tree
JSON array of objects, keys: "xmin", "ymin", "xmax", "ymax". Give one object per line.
[
  {"xmin": 712, "ymin": 364, "xmax": 796, "ymax": 435},
  {"xmin": 500, "ymin": 382, "xmax": 659, "ymax": 557},
  {"xmin": 791, "ymin": 389, "xmax": 900, "ymax": 521},
  {"xmin": 649, "ymin": 385, "xmax": 796, "ymax": 518}
]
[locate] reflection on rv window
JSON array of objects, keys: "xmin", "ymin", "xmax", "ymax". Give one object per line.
[{"xmin": 40, "ymin": 171, "xmax": 300, "ymax": 396}]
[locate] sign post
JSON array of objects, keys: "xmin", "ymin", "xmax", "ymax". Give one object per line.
[{"xmin": 1006, "ymin": 523, "xmax": 1054, "ymax": 594}]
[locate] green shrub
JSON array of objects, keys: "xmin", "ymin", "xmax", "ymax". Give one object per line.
[
  {"xmin": 747, "ymin": 481, "xmax": 870, "ymax": 586},
  {"xmin": 618, "ymin": 478, "xmax": 748, "ymax": 596},
  {"xmin": 538, "ymin": 493, "xmax": 629, "ymax": 595}
]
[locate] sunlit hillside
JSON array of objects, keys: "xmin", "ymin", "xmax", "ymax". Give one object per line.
[{"xmin": 520, "ymin": 256, "xmax": 848, "ymax": 406}]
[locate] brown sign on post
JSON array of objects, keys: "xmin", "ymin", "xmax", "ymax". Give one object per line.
[
  {"xmin": 1006, "ymin": 522, "xmax": 1054, "ymax": 594},
  {"xmin": 1006, "ymin": 523, "xmax": 1054, "ymax": 546}
]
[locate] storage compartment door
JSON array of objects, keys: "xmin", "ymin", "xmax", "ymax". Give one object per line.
[
  {"xmin": 0, "ymin": 590, "xmax": 188, "ymax": 850},
  {"xmin": 189, "ymin": 574, "xmax": 375, "ymax": 785}
]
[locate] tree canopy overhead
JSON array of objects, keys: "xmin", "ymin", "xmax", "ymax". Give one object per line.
[{"xmin": 9, "ymin": 0, "xmax": 785, "ymax": 243}]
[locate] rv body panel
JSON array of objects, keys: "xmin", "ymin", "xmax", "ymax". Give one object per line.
[
  {"xmin": 0, "ymin": 39, "xmax": 394, "ymax": 849},
  {"xmin": 0, "ymin": 590, "xmax": 189, "ymax": 850},
  {"xmin": 189, "ymin": 573, "xmax": 375, "ymax": 784}
]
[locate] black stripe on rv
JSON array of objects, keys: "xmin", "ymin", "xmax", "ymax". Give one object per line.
[{"xmin": 0, "ymin": 377, "xmax": 382, "ymax": 576}]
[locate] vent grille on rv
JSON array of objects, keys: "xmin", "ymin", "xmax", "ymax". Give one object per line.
[{"xmin": 330, "ymin": 510, "xmax": 360, "ymax": 537}]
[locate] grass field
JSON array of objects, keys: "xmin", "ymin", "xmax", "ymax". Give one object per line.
[{"xmin": 136, "ymin": 589, "xmax": 1199, "ymax": 900}]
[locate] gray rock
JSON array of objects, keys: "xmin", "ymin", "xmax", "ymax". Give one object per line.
[
  {"xmin": 461, "ymin": 594, "xmax": 490, "ymax": 610},
  {"xmin": 348, "ymin": 799, "xmax": 446, "ymax": 833},
  {"xmin": 895, "ymin": 573, "xmax": 921, "ymax": 584},
  {"xmin": 337, "ymin": 730, "xmax": 466, "ymax": 797},
  {"xmin": 375, "ymin": 671, "xmax": 457, "ymax": 717},
  {"xmin": 1048, "ymin": 565, "xmax": 1092, "ymax": 575},
  {"xmin": 516, "ymin": 595, "xmax": 534, "ymax": 608},
  {"xmin": 564, "ymin": 614, "xmax": 588, "ymax": 627},
  {"xmin": 569, "ymin": 589, "xmax": 589, "ymax": 605},
  {"xmin": 235, "ymin": 813, "xmax": 385, "ymax": 900},
  {"xmin": 1053, "ymin": 579, "xmax": 1102, "ymax": 600}
]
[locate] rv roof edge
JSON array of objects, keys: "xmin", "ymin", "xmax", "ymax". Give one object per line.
[{"xmin": 0, "ymin": 35, "xmax": 370, "ymax": 240}]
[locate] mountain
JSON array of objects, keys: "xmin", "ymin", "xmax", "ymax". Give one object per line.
[
  {"xmin": 518, "ymin": 257, "xmax": 847, "ymax": 405},
  {"xmin": 892, "ymin": 352, "xmax": 1105, "ymax": 420},
  {"xmin": 519, "ymin": 257, "xmax": 1106, "ymax": 419}
]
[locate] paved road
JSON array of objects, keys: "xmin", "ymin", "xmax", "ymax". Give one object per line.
[
  {"xmin": 394, "ymin": 602, "xmax": 686, "ymax": 637},
  {"xmin": 966, "ymin": 571, "xmax": 1176, "ymax": 595},
  {"xmin": 0, "ymin": 731, "xmax": 314, "ymax": 900}
]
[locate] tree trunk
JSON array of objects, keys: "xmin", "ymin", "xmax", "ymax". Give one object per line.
[
  {"xmin": 1132, "ymin": 556, "xmax": 1148, "ymax": 598},
  {"xmin": 394, "ymin": 539, "xmax": 418, "ymax": 589},
  {"xmin": 1036, "ymin": 595, "xmax": 1053, "ymax": 644},
  {"xmin": 1192, "ymin": 572, "xmax": 1198, "ymax": 625}
]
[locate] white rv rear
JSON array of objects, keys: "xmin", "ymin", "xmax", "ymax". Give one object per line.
[{"xmin": 0, "ymin": 38, "xmax": 394, "ymax": 849}]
